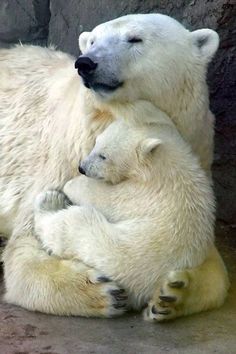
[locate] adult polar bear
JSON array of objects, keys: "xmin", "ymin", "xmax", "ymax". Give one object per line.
[{"xmin": 0, "ymin": 13, "xmax": 228, "ymax": 317}]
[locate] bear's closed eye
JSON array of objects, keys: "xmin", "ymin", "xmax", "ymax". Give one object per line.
[{"xmin": 128, "ymin": 37, "xmax": 143, "ymax": 43}]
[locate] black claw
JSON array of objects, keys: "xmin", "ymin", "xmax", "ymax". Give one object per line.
[
  {"xmin": 65, "ymin": 199, "xmax": 73, "ymax": 207},
  {"xmin": 169, "ymin": 281, "xmax": 185, "ymax": 289},
  {"xmin": 114, "ymin": 295, "xmax": 128, "ymax": 301},
  {"xmin": 159, "ymin": 295, "xmax": 177, "ymax": 303},
  {"xmin": 110, "ymin": 289, "xmax": 126, "ymax": 296},
  {"xmin": 151, "ymin": 305, "xmax": 158, "ymax": 314},
  {"xmin": 97, "ymin": 276, "xmax": 111, "ymax": 283},
  {"xmin": 151, "ymin": 305, "xmax": 171, "ymax": 316},
  {"xmin": 156, "ymin": 309, "xmax": 171, "ymax": 315}
]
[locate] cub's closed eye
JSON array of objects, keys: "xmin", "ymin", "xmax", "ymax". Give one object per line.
[
  {"xmin": 128, "ymin": 37, "xmax": 143, "ymax": 43},
  {"xmin": 99, "ymin": 154, "xmax": 106, "ymax": 160}
]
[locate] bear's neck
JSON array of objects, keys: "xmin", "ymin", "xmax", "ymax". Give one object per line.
[
  {"xmin": 120, "ymin": 64, "xmax": 206, "ymax": 137},
  {"xmin": 155, "ymin": 74, "xmax": 210, "ymax": 137},
  {"xmin": 152, "ymin": 73, "xmax": 212, "ymax": 173}
]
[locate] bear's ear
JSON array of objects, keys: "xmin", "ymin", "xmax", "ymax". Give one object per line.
[
  {"xmin": 140, "ymin": 138, "xmax": 162, "ymax": 155},
  {"xmin": 191, "ymin": 29, "xmax": 219, "ymax": 63},
  {"xmin": 78, "ymin": 32, "xmax": 91, "ymax": 53}
]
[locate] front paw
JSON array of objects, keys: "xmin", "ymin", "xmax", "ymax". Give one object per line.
[{"xmin": 34, "ymin": 190, "xmax": 72, "ymax": 213}]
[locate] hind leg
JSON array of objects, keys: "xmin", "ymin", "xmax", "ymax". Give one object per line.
[
  {"xmin": 3, "ymin": 234, "xmax": 127, "ymax": 317},
  {"xmin": 144, "ymin": 246, "xmax": 229, "ymax": 322},
  {"xmin": 3, "ymin": 192, "xmax": 127, "ymax": 317}
]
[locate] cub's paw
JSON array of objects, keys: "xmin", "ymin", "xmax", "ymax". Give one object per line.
[
  {"xmin": 35, "ymin": 190, "xmax": 72, "ymax": 213},
  {"xmin": 86, "ymin": 268, "xmax": 128, "ymax": 317},
  {"xmin": 144, "ymin": 270, "xmax": 189, "ymax": 322}
]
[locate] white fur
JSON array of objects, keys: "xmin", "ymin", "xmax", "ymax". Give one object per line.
[
  {"xmin": 0, "ymin": 14, "xmax": 228, "ymax": 317},
  {"xmin": 34, "ymin": 104, "xmax": 229, "ymax": 320}
]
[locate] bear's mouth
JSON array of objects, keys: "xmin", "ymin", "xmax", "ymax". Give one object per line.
[{"xmin": 83, "ymin": 80, "xmax": 123, "ymax": 93}]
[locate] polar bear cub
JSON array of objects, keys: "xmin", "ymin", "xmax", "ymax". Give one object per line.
[{"xmin": 34, "ymin": 103, "xmax": 228, "ymax": 321}]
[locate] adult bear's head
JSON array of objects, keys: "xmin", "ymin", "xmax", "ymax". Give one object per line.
[{"xmin": 75, "ymin": 14, "xmax": 219, "ymax": 104}]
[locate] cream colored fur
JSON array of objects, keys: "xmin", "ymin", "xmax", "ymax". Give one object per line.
[
  {"xmin": 0, "ymin": 13, "xmax": 229, "ymax": 317},
  {"xmin": 34, "ymin": 105, "xmax": 229, "ymax": 321}
]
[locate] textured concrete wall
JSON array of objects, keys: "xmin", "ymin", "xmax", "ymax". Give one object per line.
[{"xmin": 0, "ymin": 0, "xmax": 235, "ymax": 232}]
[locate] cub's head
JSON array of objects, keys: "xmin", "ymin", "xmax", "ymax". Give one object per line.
[
  {"xmin": 79, "ymin": 120, "xmax": 163, "ymax": 184},
  {"xmin": 75, "ymin": 13, "xmax": 219, "ymax": 102}
]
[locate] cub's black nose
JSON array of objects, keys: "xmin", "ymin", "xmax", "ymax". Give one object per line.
[
  {"xmin": 75, "ymin": 56, "xmax": 97, "ymax": 78},
  {"xmin": 78, "ymin": 165, "xmax": 86, "ymax": 175}
]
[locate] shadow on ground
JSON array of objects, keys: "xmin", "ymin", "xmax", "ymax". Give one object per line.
[{"xmin": 0, "ymin": 233, "xmax": 235, "ymax": 354}]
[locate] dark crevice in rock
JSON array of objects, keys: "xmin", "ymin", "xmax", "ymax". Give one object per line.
[{"xmin": 33, "ymin": 0, "xmax": 51, "ymax": 42}]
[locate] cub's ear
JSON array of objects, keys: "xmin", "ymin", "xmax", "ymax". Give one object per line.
[
  {"xmin": 78, "ymin": 32, "xmax": 91, "ymax": 53},
  {"xmin": 140, "ymin": 138, "xmax": 162, "ymax": 155},
  {"xmin": 190, "ymin": 29, "xmax": 219, "ymax": 63}
]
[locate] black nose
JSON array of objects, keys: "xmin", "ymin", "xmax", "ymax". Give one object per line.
[
  {"xmin": 78, "ymin": 165, "xmax": 86, "ymax": 175},
  {"xmin": 75, "ymin": 56, "xmax": 97, "ymax": 78}
]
